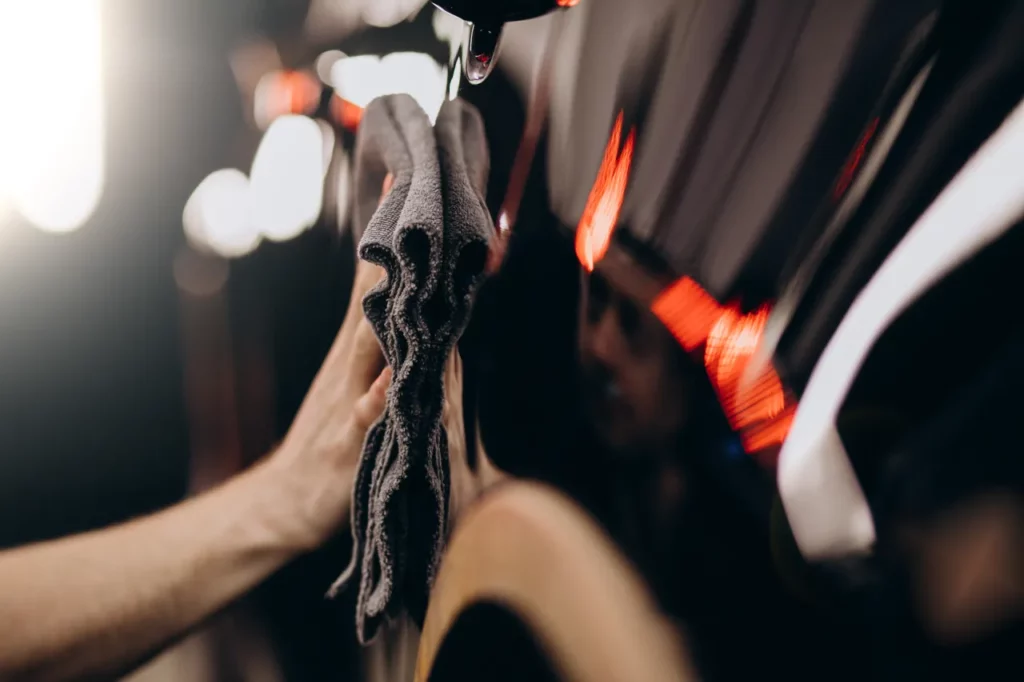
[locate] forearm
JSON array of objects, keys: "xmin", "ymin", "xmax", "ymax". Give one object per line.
[
  {"xmin": 0, "ymin": 458, "xmax": 309, "ymax": 682},
  {"xmin": 0, "ymin": 255, "xmax": 388, "ymax": 682}
]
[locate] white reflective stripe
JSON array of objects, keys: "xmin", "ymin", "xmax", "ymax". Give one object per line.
[{"xmin": 778, "ymin": 96, "xmax": 1024, "ymax": 561}]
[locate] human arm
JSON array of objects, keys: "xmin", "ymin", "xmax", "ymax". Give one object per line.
[{"xmin": 0, "ymin": 260, "xmax": 389, "ymax": 682}]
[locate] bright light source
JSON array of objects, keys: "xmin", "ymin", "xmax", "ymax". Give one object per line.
[
  {"xmin": 184, "ymin": 116, "xmax": 328, "ymax": 258},
  {"xmin": 330, "ymin": 55, "xmax": 384, "ymax": 108},
  {"xmin": 330, "ymin": 52, "xmax": 446, "ymax": 123},
  {"xmin": 382, "ymin": 53, "xmax": 446, "ymax": 122},
  {"xmin": 0, "ymin": 0, "xmax": 105, "ymax": 234},
  {"xmin": 183, "ymin": 169, "xmax": 260, "ymax": 259},
  {"xmin": 249, "ymin": 115, "xmax": 326, "ymax": 242}
]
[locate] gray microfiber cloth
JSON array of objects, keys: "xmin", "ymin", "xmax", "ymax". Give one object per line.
[{"xmin": 328, "ymin": 94, "xmax": 493, "ymax": 645}]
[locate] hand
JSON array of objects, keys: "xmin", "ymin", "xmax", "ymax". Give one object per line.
[
  {"xmin": 264, "ymin": 257, "xmax": 389, "ymax": 550},
  {"xmin": 263, "ymin": 177, "xmax": 394, "ymax": 551}
]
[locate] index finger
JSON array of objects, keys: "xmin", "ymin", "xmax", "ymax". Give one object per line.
[{"xmin": 347, "ymin": 315, "xmax": 387, "ymax": 394}]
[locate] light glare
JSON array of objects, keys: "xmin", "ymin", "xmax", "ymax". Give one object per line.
[
  {"xmin": 183, "ymin": 169, "xmax": 259, "ymax": 259},
  {"xmin": 249, "ymin": 115, "xmax": 326, "ymax": 243},
  {"xmin": 330, "ymin": 52, "xmax": 446, "ymax": 123},
  {"xmin": 0, "ymin": 0, "xmax": 105, "ymax": 234}
]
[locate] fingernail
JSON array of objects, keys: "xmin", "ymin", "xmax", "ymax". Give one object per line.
[{"xmin": 374, "ymin": 366, "xmax": 393, "ymax": 389}]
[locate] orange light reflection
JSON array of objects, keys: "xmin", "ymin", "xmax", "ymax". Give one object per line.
[
  {"xmin": 330, "ymin": 95, "xmax": 364, "ymax": 130},
  {"xmin": 650, "ymin": 276, "xmax": 794, "ymax": 458},
  {"xmin": 575, "ymin": 112, "xmax": 636, "ymax": 272},
  {"xmin": 256, "ymin": 70, "xmax": 322, "ymax": 128},
  {"xmin": 651, "ymin": 277, "xmax": 721, "ymax": 351}
]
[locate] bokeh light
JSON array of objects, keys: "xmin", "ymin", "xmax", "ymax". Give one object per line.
[
  {"xmin": 249, "ymin": 115, "xmax": 327, "ymax": 243},
  {"xmin": 0, "ymin": 0, "xmax": 105, "ymax": 234},
  {"xmin": 253, "ymin": 70, "xmax": 322, "ymax": 130},
  {"xmin": 330, "ymin": 52, "xmax": 446, "ymax": 123},
  {"xmin": 183, "ymin": 169, "xmax": 259, "ymax": 259},
  {"xmin": 184, "ymin": 115, "xmax": 329, "ymax": 258}
]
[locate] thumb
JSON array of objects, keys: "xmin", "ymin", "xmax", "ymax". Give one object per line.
[{"xmin": 352, "ymin": 366, "xmax": 391, "ymax": 433}]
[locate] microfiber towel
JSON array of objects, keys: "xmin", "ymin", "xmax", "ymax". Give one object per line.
[{"xmin": 329, "ymin": 94, "xmax": 493, "ymax": 645}]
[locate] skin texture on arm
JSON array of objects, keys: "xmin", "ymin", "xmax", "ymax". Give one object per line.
[{"xmin": 0, "ymin": 259, "xmax": 389, "ymax": 682}]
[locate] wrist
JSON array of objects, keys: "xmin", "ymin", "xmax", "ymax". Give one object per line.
[
  {"xmin": 234, "ymin": 456, "xmax": 320, "ymax": 557},
  {"xmin": 254, "ymin": 441, "xmax": 353, "ymax": 553}
]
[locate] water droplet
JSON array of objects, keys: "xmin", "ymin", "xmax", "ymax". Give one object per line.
[{"xmin": 462, "ymin": 23, "xmax": 503, "ymax": 84}]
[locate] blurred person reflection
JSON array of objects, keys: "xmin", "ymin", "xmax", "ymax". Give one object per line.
[
  {"xmin": 578, "ymin": 268, "xmax": 693, "ymax": 457},
  {"xmin": 574, "ymin": 261, "xmax": 867, "ymax": 682}
]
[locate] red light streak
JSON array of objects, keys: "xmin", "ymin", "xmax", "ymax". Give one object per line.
[
  {"xmin": 575, "ymin": 112, "xmax": 636, "ymax": 272},
  {"xmin": 741, "ymin": 404, "xmax": 795, "ymax": 458},
  {"xmin": 834, "ymin": 117, "xmax": 879, "ymax": 200},
  {"xmin": 330, "ymin": 95, "xmax": 364, "ymax": 130},
  {"xmin": 651, "ymin": 276, "xmax": 721, "ymax": 351},
  {"xmin": 650, "ymin": 276, "xmax": 795, "ymax": 457}
]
